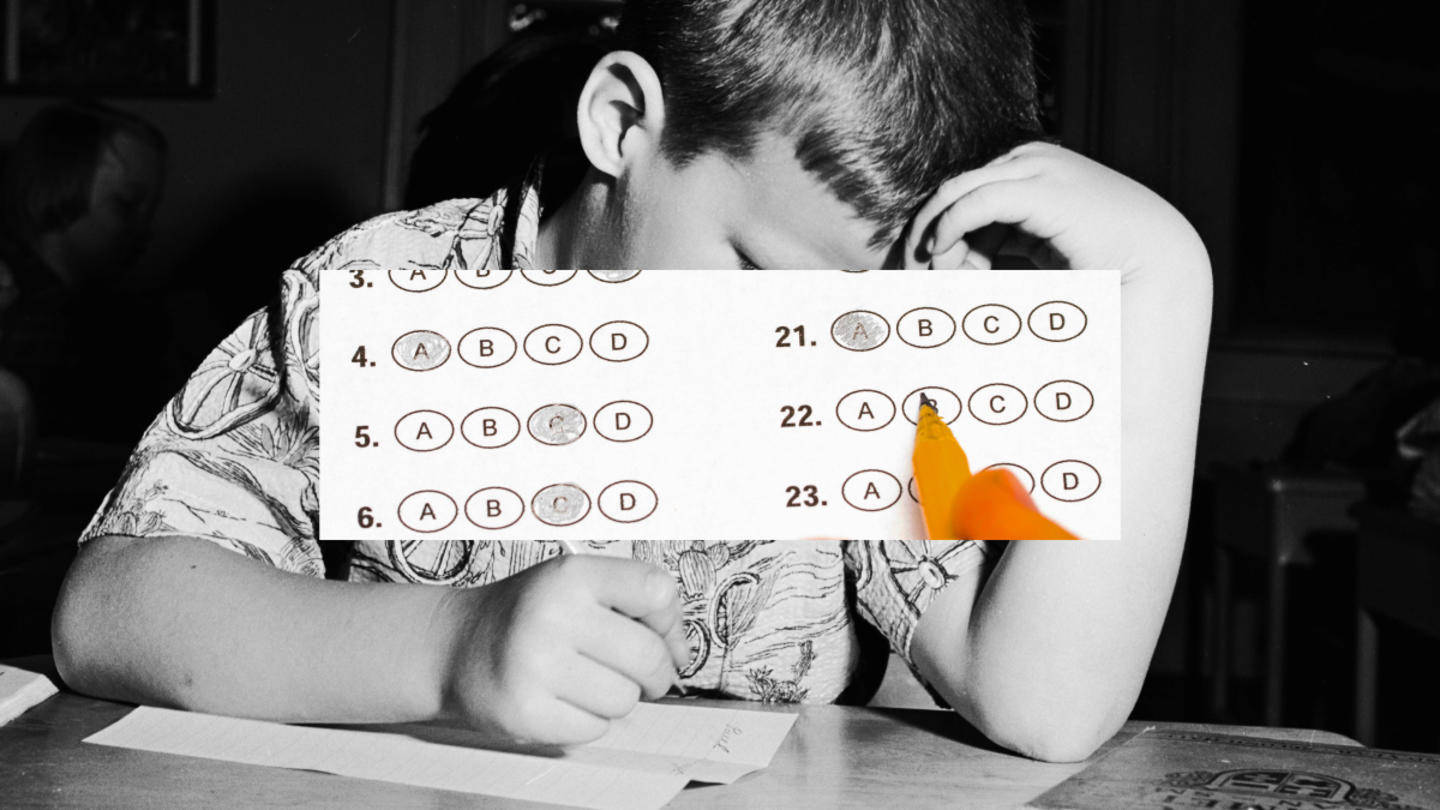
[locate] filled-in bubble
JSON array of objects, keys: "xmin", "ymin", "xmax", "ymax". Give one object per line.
[
  {"xmin": 533, "ymin": 483, "xmax": 590, "ymax": 526},
  {"xmin": 831, "ymin": 310, "xmax": 890, "ymax": 351},
  {"xmin": 528, "ymin": 404, "xmax": 587, "ymax": 446},
  {"xmin": 392, "ymin": 330, "xmax": 451, "ymax": 371}
]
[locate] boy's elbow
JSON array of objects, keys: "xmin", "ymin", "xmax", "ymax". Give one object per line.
[
  {"xmin": 957, "ymin": 679, "xmax": 1131, "ymax": 763},
  {"xmin": 978, "ymin": 708, "xmax": 1120, "ymax": 763}
]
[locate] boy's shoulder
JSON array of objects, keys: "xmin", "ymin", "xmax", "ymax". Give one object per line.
[{"xmin": 290, "ymin": 193, "xmax": 520, "ymax": 285}]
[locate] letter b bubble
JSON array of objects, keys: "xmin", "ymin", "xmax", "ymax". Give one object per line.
[
  {"xmin": 458, "ymin": 328, "xmax": 517, "ymax": 368},
  {"xmin": 465, "ymin": 487, "xmax": 524, "ymax": 530},
  {"xmin": 461, "ymin": 407, "xmax": 521, "ymax": 449},
  {"xmin": 897, "ymin": 307, "xmax": 956, "ymax": 348}
]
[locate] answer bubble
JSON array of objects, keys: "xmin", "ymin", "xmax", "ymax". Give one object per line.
[
  {"xmin": 523, "ymin": 324, "xmax": 583, "ymax": 365},
  {"xmin": 836, "ymin": 390, "xmax": 897, "ymax": 432},
  {"xmin": 590, "ymin": 321, "xmax": 649, "ymax": 362},
  {"xmin": 842, "ymin": 470, "xmax": 903, "ymax": 512},
  {"xmin": 454, "ymin": 268, "xmax": 513, "ymax": 290},
  {"xmin": 461, "ymin": 407, "xmax": 521, "ymax": 449},
  {"xmin": 394, "ymin": 410, "xmax": 454, "ymax": 452},
  {"xmin": 961, "ymin": 304, "xmax": 1022, "ymax": 345},
  {"xmin": 1028, "ymin": 301, "xmax": 1088, "ymax": 342},
  {"xmin": 589, "ymin": 269, "xmax": 642, "ymax": 283},
  {"xmin": 598, "ymin": 480, "xmax": 658, "ymax": 523},
  {"xmin": 981, "ymin": 462, "xmax": 1035, "ymax": 494},
  {"xmin": 465, "ymin": 487, "xmax": 525, "ymax": 530},
  {"xmin": 1041, "ymin": 460, "xmax": 1101, "ymax": 502},
  {"xmin": 389, "ymin": 266, "xmax": 447, "ymax": 292},
  {"xmin": 397, "ymin": 490, "xmax": 458, "ymax": 533},
  {"xmin": 533, "ymin": 483, "xmax": 591, "ymax": 526},
  {"xmin": 522, "ymin": 269, "xmax": 577, "ymax": 286},
  {"xmin": 831, "ymin": 310, "xmax": 890, "ymax": 351},
  {"xmin": 528, "ymin": 404, "xmax": 587, "ymax": 446},
  {"xmin": 901, "ymin": 387, "xmax": 962, "ymax": 425},
  {"xmin": 1034, "ymin": 380, "xmax": 1094, "ymax": 423},
  {"xmin": 392, "ymin": 330, "xmax": 451, "ymax": 371},
  {"xmin": 897, "ymin": 307, "xmax": 957, "ymax": 348},
  {"xmin": 968, "ymin": 383, "xmax": 1028, "ymax": 425},
  {"xmin": 594, "ymin": 401, "xmax": 653, "ymax": 442},
  {"xmin": 457, "ymin": 327, "xmax": 517, "ymax": 368}
]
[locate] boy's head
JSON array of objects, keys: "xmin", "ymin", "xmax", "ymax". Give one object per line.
[{"xmin": 564, "ymin": 0, "xmax": 1041, "ymax": 269}]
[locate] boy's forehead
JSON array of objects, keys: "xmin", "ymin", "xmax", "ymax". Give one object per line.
[{"xmin": 704, "ymin": 131, "xmax": 893, "ymax": 268}]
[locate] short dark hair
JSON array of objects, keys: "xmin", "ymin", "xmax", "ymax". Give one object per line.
[
  {"xmin": 0, "ymin": 99, "xmax": 167, "ymax": 247},
  {"xmin": 618, "ymin": 0, "xmax": 1044, "ymax": 247}
]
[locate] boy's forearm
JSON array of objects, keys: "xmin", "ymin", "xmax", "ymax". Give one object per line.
[{"xmin": 52, "ymin": 535, "xmax": 455, "ymax": 725}]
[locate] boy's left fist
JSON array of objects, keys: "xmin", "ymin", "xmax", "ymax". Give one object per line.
[{"xmin": 904, "ymin": 141, "xmax": 1207, "ymax": 279}]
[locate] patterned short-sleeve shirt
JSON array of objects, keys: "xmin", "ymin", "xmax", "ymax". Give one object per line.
[{"xmin": 81, "ymin": 186, "xmax": 989, "ymax": 704}]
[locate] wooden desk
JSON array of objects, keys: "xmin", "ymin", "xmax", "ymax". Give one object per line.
[{"xmin": 1, "ymin": 682, "xmax": 1359, "ymax": 809}]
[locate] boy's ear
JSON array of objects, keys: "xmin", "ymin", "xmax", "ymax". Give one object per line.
[{"xmin": 576, "ymin": 51, "xmax": 666, "ymax": 179}]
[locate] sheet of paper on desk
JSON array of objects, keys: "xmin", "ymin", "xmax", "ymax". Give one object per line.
[
  {"xmin": 0, "ymin": 664, "xmax": 58, "ymax": 726},
  {"xmin": 319, "ymin": 269, "xmax": 1121, "ymax": 541},
  {"xmin": 83, "ymin": 701, "xmax": 798, "ymax": 810},
  {"xmin": 1026, "ymin": 728, "xmax": 1440, "ymax": 810}
]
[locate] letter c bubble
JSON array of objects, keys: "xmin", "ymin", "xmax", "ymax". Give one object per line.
[
  {"xmin": 397, "ymin": 490, "xmax": 458, "ymax": 533},
  {"xmin": 967, "ymin": 383, "xmax": 1028, "ymax": 426},
  {"xmin": 523, "ymin": 324, "xmax": 583, "ymax": 365},
  {"xmin": 981, "ymin": 462, "xmax": 1035, "ymax": 494},
  {"xmin": 394, "ymin": 410, "xmax": 454, "ymax": 452},
  {"xmin": 961, "ymin": 304, "xmax": 1022, "ymax": 345},
  {"xmin": 532, "ymin": 483, "xmax": 591, "ymax": 527},
  {"xmin": 465, "ymin": 487, "xmax": 525, "ymax": 530},
  {"xmin": 522, "ymin": 269, "xmax": 577, "ymax": 286},
  {"xmin": 897, "ymin": 307, "xmax": 956, "ymax": 348}
]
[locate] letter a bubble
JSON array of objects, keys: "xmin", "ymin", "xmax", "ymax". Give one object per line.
[
  {"xmin": 395, "ymin": 410, "xmax": 455, "ymax": 451},
  {"xmin": 398, "ymin": 490, "xmax": 458, "ymax": 533},
  {"xmin": 389, "ymin": 266, "xmax": 447, "ymax": 292},
  {"xmin": 392, "ymin": 330, "xmax": 451, "ymax": 371},
  {"xmin": 831, "ymin": 310, "xmax": 890, "ymax": 351},
  {"xmin": 836, "ymin": 390, "xmax": 896, "ymax": 432}
]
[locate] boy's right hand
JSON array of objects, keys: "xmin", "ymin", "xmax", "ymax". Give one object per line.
[{"xmin": 434, "ymin": 554, "xmax": 688, "ymax": 745}]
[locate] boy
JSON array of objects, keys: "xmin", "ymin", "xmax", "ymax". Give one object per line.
[{"xmin": 51, "ymin": 0, "xmax": 1211, "ymax": 763}]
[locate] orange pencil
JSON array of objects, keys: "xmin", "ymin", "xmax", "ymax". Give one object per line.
[{"xmin": 912, "ymin": 394, "xmax": 1078, "ymax": 540}]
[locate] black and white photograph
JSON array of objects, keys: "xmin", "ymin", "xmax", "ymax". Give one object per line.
[{"xmin": 2, "ymin": 1, "xmax": 1438, "ymax": 808}]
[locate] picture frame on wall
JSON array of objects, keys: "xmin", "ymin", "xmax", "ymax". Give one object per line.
[{"xmin": 0, "ymin": 0, "xmax": 212, "ymax": 96}]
